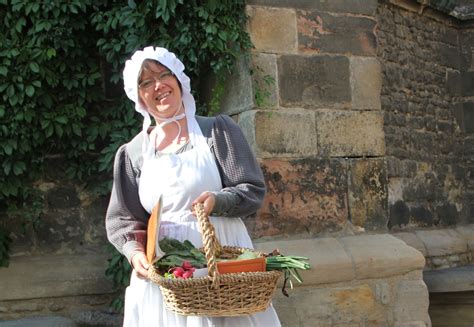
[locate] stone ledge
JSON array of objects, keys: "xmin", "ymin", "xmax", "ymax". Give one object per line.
[
  {"xmin": 255, "ymin": 233, "xmax": 425, "ymax": 286},
  {"xmin": 0, "ymin": 253, "xmax": 114, "ymax": 301},
  {"xmin": 393, "ymin": 226, "xmax": 474, "ymax": 270},
  {"xmin": 392, "ymin": 226, "xmax": 474, "ymax": 259},
  {"xmin": 424, "ymin": 264, "xmax": 474, "ymax": 293}
]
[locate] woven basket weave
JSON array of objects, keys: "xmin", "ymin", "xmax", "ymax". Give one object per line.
[{"xmin": 148, "ymin": 203, "xmax": 281, "ymax": 316}]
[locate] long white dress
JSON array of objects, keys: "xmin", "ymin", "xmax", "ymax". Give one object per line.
[{"xmin": 122, "ymin": 120, "xmax": 281, "ymax": 327}]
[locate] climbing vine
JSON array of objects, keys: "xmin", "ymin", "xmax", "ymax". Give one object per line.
[{"xmin": 0, "ymin": 0, "xmax": 252, "ymax": 275}]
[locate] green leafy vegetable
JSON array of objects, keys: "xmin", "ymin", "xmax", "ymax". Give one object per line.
[
  {"xmin": 154, "ymin": 238, "xmax": 207, "ymax": 273},
  {"xmin": 265, "ymin": 250, "xmax": 311, "ymax": 297}
]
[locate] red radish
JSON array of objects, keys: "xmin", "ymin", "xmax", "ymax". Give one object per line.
[
  {"xmin": 182, "ymin": 261, "xmax": 193, "ymax": 270},
  {"xmin": 182, "ymin": 270, "xmax": 193, "ymax": 279},
  {"xmin": 172, "ymin": 267, "xmax": 184, "ymax": 278}
]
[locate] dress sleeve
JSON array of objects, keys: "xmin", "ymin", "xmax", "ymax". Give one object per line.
[
  {"xmin": 210, "ymin": 115, "xmax": 266, "ymax": 217},
  {"xmin": 105, "ymin": 144, "xmax": 149, "ymax": 263}
]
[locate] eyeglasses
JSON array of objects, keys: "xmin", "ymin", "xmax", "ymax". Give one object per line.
[{"xmin": 138, "ymin": 70, "xmax": 174, "ymax": 90}]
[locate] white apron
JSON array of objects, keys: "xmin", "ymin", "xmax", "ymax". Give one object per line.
[{"xmin": 123, "ymin": 122, "xmax": 281, "ymax": 327}]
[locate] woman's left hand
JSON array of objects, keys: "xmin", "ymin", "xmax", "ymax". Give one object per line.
[{"xmin": 192, "ymin": 191, "xmax": 215, "ymax": 216}]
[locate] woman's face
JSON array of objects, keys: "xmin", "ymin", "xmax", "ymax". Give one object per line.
[{"xmin": 138, "ymin": 60, "xmax": 182, "ymax": 119}]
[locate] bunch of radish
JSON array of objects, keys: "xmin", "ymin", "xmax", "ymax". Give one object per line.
[{"xmin": 167, "ymin": 260, "xmax": 196, "ymax": 279}]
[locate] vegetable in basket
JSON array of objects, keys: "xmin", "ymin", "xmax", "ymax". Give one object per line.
[
  {"xmin": 153, "ymin": 238, "xmax": 311, "ymax": 295},
  {"xmin": 154, "ymin": 237, "xmax": 207, "ymax": 275},
  {"xmin": 265, "ymin": 249, "xmax": 311, "ymax": 297}
]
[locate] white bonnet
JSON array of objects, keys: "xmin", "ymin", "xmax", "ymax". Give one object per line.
[{"xmin": 122, "ymin": 46, "xmax": 200, "ymax": 155}]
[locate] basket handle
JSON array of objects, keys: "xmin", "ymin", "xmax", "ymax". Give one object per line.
[{"xmin": 194, "ymin": 203, "xmax": 222, "ymax": 288}]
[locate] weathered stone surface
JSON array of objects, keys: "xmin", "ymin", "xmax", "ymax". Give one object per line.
[
  {"xmin": 251, "ymin": 53, "xmax": 278, "ymax": 108},
  {"xmin": 272, "ymin": 284, "xmax": 388, "ymax": 326},
  {"xmin": 278, "ymin": 55, "xmax": 351, "ymax": 109},
  {"xmin": 415, "ymin": 229, "xmax": 469, "ymax": 257},
  {"xmin": 46, "ymin": 186, "xmax": 80, "ymax": 209},
  {"xmin": 246, "ymin": 0, "xmax": 379, "ymax": 15},
  {"xmin": 246, "ymin": 6, "xmax": 297, "ymax": 53},
  {"xmin": 255, "ymin": 237, "xmax": 354, "ymax": 285},
  {"xmin": 424, "ymin": 264, "xmax": 474, "ymax": 293},
  {"xmin": 238, "ymin": 110, "xmax": 317, "ymax": 158},
  {"xmin": 219, "ymin": 57, "xmax": 253, "ymax": 115},
  {"xmin": 393, "ymin": 280, "xmax": 431, "ymax": 326},
  {"xmin": 0, "ymin": 253, "xmax": 114, "ymax": 301},
  {"xmin": 453, "ymin": 102, "xmax": 474, "ymax": 133},
  {"xmin": 298, "ymin": 10, "xmax": 376, "ymax": 56},
  {"xmin": 316, "ymin": 110, "xmax": 385, "ymax": 157},
  {"xmin": 389, "ymin": 200, "xmax": 410, "ymax": 229},
  {"xmin": 341, "ymin": 234, "xmax": 425, "ymax": 279},
  {"xmin": 394, "ymin": 322, "xmax": 427, "ymax": 327},
  {"xmin": 392, "ymin": 232, "xmax": 427, "ymax": 257},
  {"xmin": 446, "ymin": 70, "xmax": 462, "ymax": 96},
  {"xmin": 377, "ymin": 2, "xmax": 469, "ymax": 227},
  {"xmin": 348, "ymin": 158, "xmax": 388, "ymax": 230},
  {"xmin": 248, "ymin": 158, "xmax": 348, "ymax": 238},
  {"xmin": 455, "ymin": 224, "xmax": 474, "ymax": 251},
  {"xmin": 350, "ymin": 57, "xmax": 382, "ymax": 110},
  {"xmin": 0, "ymin": 316, "xmax": 77, "ymax": 327}
]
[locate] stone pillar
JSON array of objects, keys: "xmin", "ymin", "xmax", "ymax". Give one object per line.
[{"xmin": 220, "ymin": 0, "xmax": 387, "ymax": 237}]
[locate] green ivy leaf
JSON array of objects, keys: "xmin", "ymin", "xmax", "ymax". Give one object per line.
[
  {"xmin": 29, "ymin": 62, "xmax": 40, "ymax": 73},
  {"xmin": 25, "ymin": 85, "xmax": 35, "ymax": 97}
]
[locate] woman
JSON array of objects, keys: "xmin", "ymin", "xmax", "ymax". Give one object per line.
[{"xmin": 105, "ymin": 46, "xmax": 281, "ymax": 326}]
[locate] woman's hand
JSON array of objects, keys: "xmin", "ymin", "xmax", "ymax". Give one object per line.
[
  {"xmin": 192, "ymin": 191, "xmax": 216, "ymax": 216},
  {"xmin": 131, "ymin": 252, "xmax": 150, "ymax": 279}
]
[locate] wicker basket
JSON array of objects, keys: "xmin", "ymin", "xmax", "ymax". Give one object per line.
[{"xmin": 147, "ymin": 203, "xmax": 282, "ymax": 316}]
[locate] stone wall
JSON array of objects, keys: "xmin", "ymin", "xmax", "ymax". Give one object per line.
[
  {"xmin": 233, "ymin": 0, "xmax": 388, "ymax": 239},
  {"xmin": 377, "ymin": 0, "xmax": 473, "ymax": 229}
]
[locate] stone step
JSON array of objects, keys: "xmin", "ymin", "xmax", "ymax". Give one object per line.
[{"xmin": 424, "ymin": 264, "xmax": 474, "ymax": 293}]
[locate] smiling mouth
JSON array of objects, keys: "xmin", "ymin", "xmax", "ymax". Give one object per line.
[{"xmin": 155, "ymin": 91, "xmax": 171, "ymax": 101}]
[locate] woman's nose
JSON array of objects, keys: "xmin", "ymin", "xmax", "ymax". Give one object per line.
[{"xmin": 153, "ymin": 79, "xmax": 163, "ymax": 90}]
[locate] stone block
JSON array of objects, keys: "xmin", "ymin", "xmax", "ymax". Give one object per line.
[
  {"xmin": 393, "ymin": 280, "xmax": 431, "ymax": 325},
  {"xmin": 247, "ymin": 6, "xmax": 297, "ymax": 53},
  {"xmin": 389, "ymin": 200, "xmax": 410, "ymax": 229},
  {"xmin": 462, "ymin": 72, "xmax": 474, "ymax": 96},
  {"xmin": 298, "ymin": 10, "xmax": 376, "ymax": 56},
  {"xmin": 251, "ymin": 53, "xmax": 278, "ymax": 108},
  {"xmin": 415, "ymin": 229, "xmax": 469, "ymax": 257},
  {"xmin": 0, "ymin": 253, "xmax": 114, "ymax": 301},
  {"xmin": 219, "ymin": 56, "xmax": 253, "ymax": 115},
  {"xmin": 394, "ymin": 322, "xmax": 427, "ymax": 327},
  {"xmin": 392, "ymin": 232, "xmax": 427, "ymax": 257},
  {"xmin": 46, "ymin": 186, "xmax": 80, "ymax": 209},
  {"xmin": 316, "ymin": 110, "xmax": 385, "ymax": 157},
  {"xmin": 341, "ymin": 234, "xmax": 425, "ymax": 279},
  {"xmin": 348, "ymin": 158, "xmax": 388, "ymax": 230},
  {"xmin": 271, "ymin": 284, "xmax": 388, "ymax": 327},
  {"xmin": 0, "ymin": 316, "xmax": 77, "ymax": 327},
  {"xmin": 455, "ymin": 224, "xmax": 474, "ymax": 251},
  {"xmin": 424, "ymin": 264, "xmax": 474, "ymax": 293},
  {"xmin": 350, "ymin": 57, "xmax": 382, "ymax": 110},
  {"xmin": 464, "ymin": 136, "xmax": 474, "ymax": 156},
  {"xmin": 446, "ymin": 70, "xmax": 462, "ymax": 96},
  {"xmin": 255, "ymin": 237, "xmax": 354, "ymax": 285},
  {"xmin": 247, "ymin": 158, "xmax": 348, "ymax": 238},
  {"xmin": 453, "ymin": 102, "xmax": 474, "ymax": 133},
  {"xmin": 246, "ymin": 0, "xmax": 379, "ymax": 15},
  {"xmin": 278, "ymin": 55, "xmax": 351, "ymax": 109},
  {"xmin": 438, "ymin": 43, "xmax": 462, "ymax": 70},
  {"xmin": 238, "ymin": 110, "xmax": 317, "ymax": 158},
  {"xmin": 436, "ymin": 203, "xmax": 459, "ymax": 226}
]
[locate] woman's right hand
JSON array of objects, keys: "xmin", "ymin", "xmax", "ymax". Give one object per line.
[{"xmin": 131, "ymin": 252, "xmax": 150, "ymax": 279}]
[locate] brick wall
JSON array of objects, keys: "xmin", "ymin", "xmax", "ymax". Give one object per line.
[{"xmin": 377, "ymin": 1, "xmax": 473, "ymax": 230}]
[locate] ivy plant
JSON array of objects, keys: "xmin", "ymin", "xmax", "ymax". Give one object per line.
[{"xmin": 0, "ymin": 0, "xmax": 252, "ymax": 310}]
